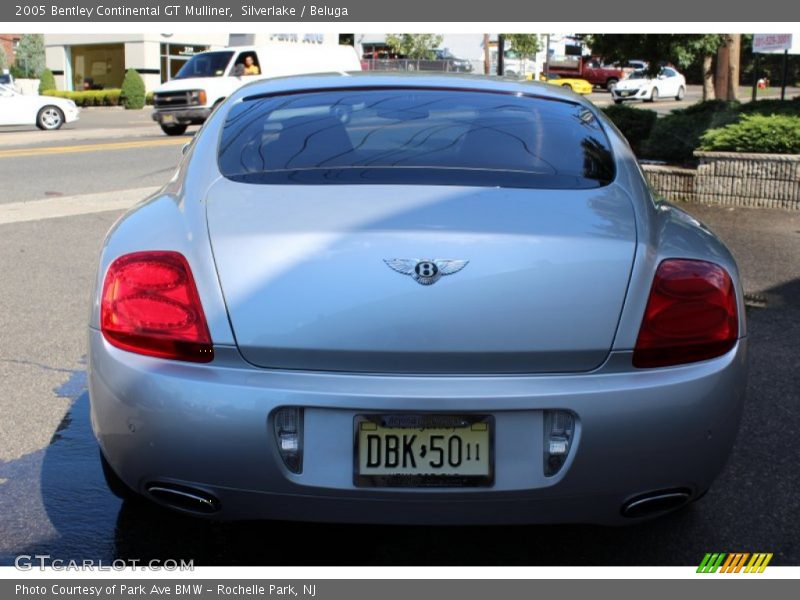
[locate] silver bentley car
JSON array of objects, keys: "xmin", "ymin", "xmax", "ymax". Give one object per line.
[{"xmin": 89, "ymin": 74, "xmax": 746, "ymax": 524}]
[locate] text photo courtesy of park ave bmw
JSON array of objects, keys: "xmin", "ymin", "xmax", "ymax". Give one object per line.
[{"xmin": 0, "ymin": 0, "xmax": 800, "ymax": 585}]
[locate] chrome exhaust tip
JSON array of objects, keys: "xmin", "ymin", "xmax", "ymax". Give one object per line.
[
  {"xmin": 621, "ymin": 489, "xmax": 691, "ymax": 519},
  {"xmin": 146, "ymin": 483, "xmax": 220, "ymax": 514}
]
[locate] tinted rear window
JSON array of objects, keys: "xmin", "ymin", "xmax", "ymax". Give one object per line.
[{"xmin": 218, "ymin": 87, "xmax": 614, "ymax": 188}]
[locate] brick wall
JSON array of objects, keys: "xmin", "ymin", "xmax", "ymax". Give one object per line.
[
  {"xmin": 0, "ymin": 33, "xmax": 21, "ymax": 66},
  {"xmin": 642, "ymin": 152, "xmax": 800, "ymax": 210}
]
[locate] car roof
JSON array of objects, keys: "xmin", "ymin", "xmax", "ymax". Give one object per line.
[{"xmin": 228, "ymin": 72, "xmax": 591, "ymax": 106}]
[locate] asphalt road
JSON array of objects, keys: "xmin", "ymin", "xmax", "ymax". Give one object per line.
[{"xmin": 0, "ymin": 98, "xmax": 799, "ymax": 566}]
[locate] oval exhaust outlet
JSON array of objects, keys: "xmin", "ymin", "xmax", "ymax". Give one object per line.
[
  {"xmin": 621, "ymin": 489, "xmax": 691, "ymax": 518},
  {"xmin": 146, "ymin": 483, "xmax": 220, "ymax": 514}
]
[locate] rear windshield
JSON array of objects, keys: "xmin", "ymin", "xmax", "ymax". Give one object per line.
[
  {"xmin": 175, "ymin": 51, "xmax": 234, "ymax": 79},
  {"xmin": 217, "ymin": 88, "xmax": 614, "ymax": 188}
]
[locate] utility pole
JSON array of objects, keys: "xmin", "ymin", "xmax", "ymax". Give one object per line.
[
  {"xmin": 483, "ymin": 34, "xmax": 491, "ymax": 76},
  {"xmin": 497, "ymin": 34, "xmax": 505, "ymax": 76},
  {"xmin": 781, "ymin": 49, "xmax": 789, "ymax": 100},
  {"xmin": 544, "ymin": 34, "xmax": 550, "ymax": 79}
]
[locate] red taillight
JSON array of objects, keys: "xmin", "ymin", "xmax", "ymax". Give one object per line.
[
  {"xmin": 101, "ymin": 251, "xmax": 213, "ymax": 363},
  {"xmin": 633, "ymin": 259, "xmax": 738, "ymax": 368}
]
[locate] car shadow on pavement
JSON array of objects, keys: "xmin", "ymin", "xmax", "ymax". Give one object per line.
[{"xmin": 6, "ymin": 276, "xmax": 795, "ymax": 566}]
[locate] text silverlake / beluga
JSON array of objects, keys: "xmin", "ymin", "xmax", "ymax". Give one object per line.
[{"xmin": 51, "ymin": 4, "xmax": 349, "ymax": 17}]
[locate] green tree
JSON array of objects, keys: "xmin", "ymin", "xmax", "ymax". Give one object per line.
[
  {"xmin": 15, "ymin": 34, "xmax": 45, "ymax": 78},
  {"xmin": 0, "ymin": 45, "xmax": 7, "ymax": 72},
  {"xmin": 38, "ymin": 68, "xmax": 56, "ymax": 93},
  {"xmin": 504, "ymin": 34, "xmax": 541, "ymax": 60},
  {"xmin": 582, "ymin": 34, "xmax": 728, "ymax": 99},
  {"xmin": 120, "ymin": 69, "xmax": 146, "ymax": 109},
  {"xmin": 385, "ymin": 34, "xmax": 443, "ymax": 60},
  {"xmin": 503, "ymin": 34, "xmax": 541, "ymax": 77}
]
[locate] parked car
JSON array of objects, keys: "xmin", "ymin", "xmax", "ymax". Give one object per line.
[
  {"xmin": 532, "ymin": 72, "xmax": 593, "ymax": 95},
  {"xmin": 548, "ymin": 56, "xmax": 627, "ymax": 91},
  {"xmin": 611, "ymin": 67, "xmax": 687, "ymax": 104},
  {"xmin": 151, "ymin": 43, "xmax": 362, "ymax": 136},
  {"xmin": 91, "ymin": 74, "xmax": 746, "ymax": 525},
  {"xmin": 0, "ymin": 84, "xmax": 79, "ymax": 130},
  {"xmin": 432, "ymin": 48, "xmax": 474, "ymax": 72}
]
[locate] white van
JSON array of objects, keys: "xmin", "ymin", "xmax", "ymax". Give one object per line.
[{"xmin": 151, "ymin": 44, "xmax": 362, "ymax": 135}]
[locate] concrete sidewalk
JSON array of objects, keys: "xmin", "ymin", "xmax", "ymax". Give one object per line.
[{"xmin": 0, "ymin": 125, "xmax": 164, "ymax": 148}]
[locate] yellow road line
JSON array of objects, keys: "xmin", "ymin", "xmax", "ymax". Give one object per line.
[{"xmin": 0, "ymin": 137, "xmax": 186, "ymax": 159}]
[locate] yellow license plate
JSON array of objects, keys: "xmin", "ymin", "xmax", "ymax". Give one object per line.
[
  {"xmin": 354, "ymin": 415, "xmax": 493, "ymax": 487},
  {"xmin": 161, "ymin": 114, "xmax": 175, "ymax": 124}
]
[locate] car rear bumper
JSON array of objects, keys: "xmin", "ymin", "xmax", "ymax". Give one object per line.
[
  {"xmin": 152, "ymin": 107, "xmax": 211, "ymax": 125},
  {"xmin": 88, "ymin": 328, "xmax": 747, "ymax": 525}
]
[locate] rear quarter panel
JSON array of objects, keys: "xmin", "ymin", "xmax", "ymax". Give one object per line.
[{"xmin": 598, "ymin": 115, "xmax": 747, "ymax": 350}]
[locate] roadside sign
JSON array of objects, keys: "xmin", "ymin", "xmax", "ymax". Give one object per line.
[{"xmin": 753, "ymin": 33, "xmax": 793, "ymax": 53}]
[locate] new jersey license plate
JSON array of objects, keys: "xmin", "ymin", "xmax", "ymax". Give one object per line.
[{"xmin": 354, "ymin": 414, "xmax": 493, "ymax": 487}]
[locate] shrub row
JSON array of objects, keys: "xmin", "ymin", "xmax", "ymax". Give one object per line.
[
  {"xmin": 699, "ymin": 114, "xmax": 800, "ymax": 154},
  {"xmin": 41, "ymin": 89, "xmax": 155, "ymax": 107},
  {"xmin": 42, "ymin": 89, "xmax": 122, "ymax": 106},
  {"xmin": 39, "ymin": 70, "xmax": 152, "ymax": 109},
  {"xmin": 603, "ymin": 97, "xmax": 800, "ymax": 162},
  {"xmin": 601, "ymin": 104, "xmax": 658, "ymax": 156}
]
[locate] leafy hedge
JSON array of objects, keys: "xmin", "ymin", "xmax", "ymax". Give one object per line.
[
  {"xmin": 41, "ymin": 88, "xmax": 154, "ymax": 107},
  {"xmin": 700, "ymin": 114, "xmax": 800, "ymax": 154},
  {"xmin": 42, "ymin": 89, "xmax": 122, "ymax": 106},
  {"xmin": 604, "ymin": 98, "xmax": 800, "ymax": 162},
  {"xmin": 601, "ymin": 104, "xmax": 657, "ymax": 155},
  {"xmin": 642, "ymin": 103, "xmax": 740, "ymax": 162}
]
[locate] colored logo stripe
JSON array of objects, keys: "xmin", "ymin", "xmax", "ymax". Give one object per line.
[
  {"xmin": 697, "ymin": 553, "xmax": 773, "ymax": 573},
  {"xmin": 745, "ymin": 553, "xmax": 773, "ymax": 573},
  {"xmin": 697, "ymin": 553, "xmax": 726, "ymax": 573}
]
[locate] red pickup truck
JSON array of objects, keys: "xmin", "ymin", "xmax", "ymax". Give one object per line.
[{"xmin": 547, "ymin": 56, "xmax": 627, "ymax": 91}]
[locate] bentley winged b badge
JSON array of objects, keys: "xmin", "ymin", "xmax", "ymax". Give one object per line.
[{"xmin": 383, "ymin": 258, "xmax": 469, "ymax": 285}]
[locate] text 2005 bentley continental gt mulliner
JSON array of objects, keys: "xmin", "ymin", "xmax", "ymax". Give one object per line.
[{"xmin": 89, "ymin": 74, "xmax": 746, "ymax": 524}]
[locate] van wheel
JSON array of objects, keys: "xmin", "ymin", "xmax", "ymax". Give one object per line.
[{"xmin": 160, "ymin": 123, "xmax": 188, "ymax": 136}]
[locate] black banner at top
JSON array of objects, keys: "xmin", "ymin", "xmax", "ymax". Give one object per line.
[{"xmin": 3, "ymin": 0, "xmax": 800, "ymax": 22}]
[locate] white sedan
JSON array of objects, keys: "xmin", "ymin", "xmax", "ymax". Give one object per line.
[
  {"xmin": 0, "ymin": 84, "xmax": 79, "ymax": 130},
  {"xmin": 611, "ymin": 67, "xmax": 686, "ymax": 104}
]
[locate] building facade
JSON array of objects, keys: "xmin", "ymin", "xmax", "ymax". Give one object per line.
[
  {"xmin": 44, "ymin": 33, "xmax": 229, "ymax": 91},
  {"xmin": 44, "ymin": 33, "xmax": 343, "ymax": 91}
]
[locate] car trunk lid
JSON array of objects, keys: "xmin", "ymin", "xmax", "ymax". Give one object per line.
[{"xmin": 205, "ymin": 180, "xmax": 637, "ymax": 373}]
